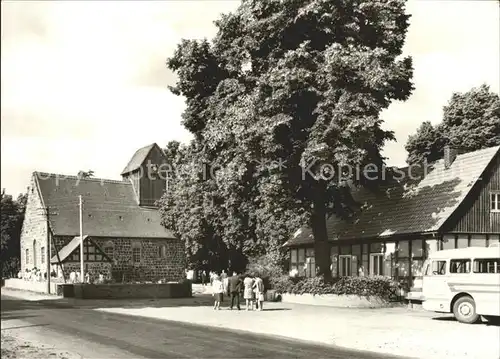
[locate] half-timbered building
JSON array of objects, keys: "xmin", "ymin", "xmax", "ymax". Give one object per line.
[{"xmin": 284, "ymin": 145, "xmax": 500, "ymax": 291}]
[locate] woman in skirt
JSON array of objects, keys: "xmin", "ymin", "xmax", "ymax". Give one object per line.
[
  {"xmin": 243, "ymin": 273, "xmax": 255, "ymax": 310},
  {"xmin": 212, "ymin": 274, "xmax": 223, "ymax": 310}
]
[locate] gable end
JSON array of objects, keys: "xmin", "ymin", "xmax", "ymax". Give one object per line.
[{"xmin": 442, "ymin": 150, "xmax": 500, "ymax": 233}]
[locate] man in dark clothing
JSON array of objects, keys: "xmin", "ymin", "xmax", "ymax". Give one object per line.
[
  {"xmin": 201, "ymin": 270, "xmax": 207, "ymax": 286},
  {"xmin": 227, "ymin": 272, "xmax": 242, "ymax": 310}
]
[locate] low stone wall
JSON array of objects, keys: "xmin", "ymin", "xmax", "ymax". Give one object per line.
[
  {"xmin": 2, "ymin": 278, "xmax": 59, "ymax": 295},
  {"xmin": 70, "ymin": 281, "xmax": 192, "ymax": 299},
  {"xmin": 281, "ymin": 293, "xmax": 402, "ymax": 308}
]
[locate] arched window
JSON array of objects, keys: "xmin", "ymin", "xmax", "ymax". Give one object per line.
[
  {"xmin": 33, "ymin": 240, "xmax": 37, "ymax": 268},
  {"xmin": 25, "ymin": 249, "xmax": 29, "ymax": 265},
  {"xmin": 41, "ymin": 246, "xmax": 45, "ymax": 264}
]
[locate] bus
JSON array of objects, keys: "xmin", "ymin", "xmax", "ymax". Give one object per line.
[{"xmin": 421, "ymin": 245, "xmax": 500, "ymax": 324}]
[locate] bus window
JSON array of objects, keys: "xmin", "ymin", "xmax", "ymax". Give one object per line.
[
  {"xmin": 430, "ymin": 260, "xmax": 446, "ymax": 275},
  {"xmin": 450, "ymin": 259, "xmax": 471, "ymax": 274},
  {"xmin": 473, "ymin": 258, "xmax": 500, "ymax": 274}
]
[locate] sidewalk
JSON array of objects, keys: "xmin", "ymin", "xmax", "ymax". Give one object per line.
[
  {"xmin": 1, "ymin": 287, "xmax": 61, "ymax": 301},
  {"xmin": 1, "ymin": 287, "xmax": 214, "ymax": 309},
  {"xmin": 95, "ymin": 298, "xmax": 500, "ymax": 359}
]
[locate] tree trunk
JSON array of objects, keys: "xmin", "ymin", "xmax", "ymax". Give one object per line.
[{"xmin": 311, "ymin": 191, "xmax": 332, "ymax": 281}]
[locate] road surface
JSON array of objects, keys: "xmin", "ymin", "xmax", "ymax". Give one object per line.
[{"xmin": 1, "ymin": 294, "xmax": 409, "ymax": 359}]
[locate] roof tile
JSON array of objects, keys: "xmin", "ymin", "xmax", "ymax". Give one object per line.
[{"xmin": 35, "ymin": 172, "xmax": 175, "ymax": 239}]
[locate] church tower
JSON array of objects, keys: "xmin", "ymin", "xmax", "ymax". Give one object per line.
[{"xmin": 121, "ymin": 143, "xmax": 168, "ymax": 207}]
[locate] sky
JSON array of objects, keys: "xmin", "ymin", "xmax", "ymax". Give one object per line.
[{"xmin": 1, "ymin": 0, "xmax": 499, "ymax": 196}]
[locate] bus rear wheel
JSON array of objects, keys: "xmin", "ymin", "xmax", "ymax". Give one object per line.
[{"xmin": 453, "ymin": 296, "xmax": 479, "ymax": 324}]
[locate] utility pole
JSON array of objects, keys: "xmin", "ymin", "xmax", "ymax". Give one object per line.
[
  {"xmin": 46, "ymin": 206, "xmax": 51, "ymax": 294},
  {"xmin": 79, "ymin": 195, "xmax": 84, "ymax": 283}
]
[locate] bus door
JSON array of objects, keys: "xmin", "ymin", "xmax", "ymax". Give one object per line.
[{"xmin": 423, "ymin": 259, "xmax": 450, "ymax": 301}]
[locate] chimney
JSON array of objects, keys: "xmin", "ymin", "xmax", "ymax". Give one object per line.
[{"xmin": 444, "ymin": 146, "xmax": 458, "ymax": 169}]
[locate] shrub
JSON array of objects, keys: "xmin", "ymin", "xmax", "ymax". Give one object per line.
[
  {"xmin": 269, "ymin": 274, "xmax": 294, "ymax": 293},
  {"xmin": 333, "ymin": 276, "xmax": 399, "ymax": 300},
  {"xmin": 246, "ymin": 254, "xmax": 285, "ymax": 290},
  {"xmin": 272, "ymin": 275, "xmax": 399, "ymax": 300}
]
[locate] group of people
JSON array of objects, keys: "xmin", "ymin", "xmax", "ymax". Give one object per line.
[
  {"xmin": 18, "ymin": 268, "xmax": 57, "ymax": 281},
  {"xmin": 68, "ymin": 270, "xmax": 107, "ymax": 284},
  {"xmin": 209, "ymin": 271, "xmax": 265, "ymax": 311}
]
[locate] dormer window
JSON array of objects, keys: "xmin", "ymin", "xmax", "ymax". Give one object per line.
[{"xmin": 491, "ymin": 192, "xmax": 500, "ymax": 213}]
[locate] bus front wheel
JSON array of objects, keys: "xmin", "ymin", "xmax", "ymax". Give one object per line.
[{"xmin": 453, "ymin": 296, "xmax": 479, "ymax": 324}]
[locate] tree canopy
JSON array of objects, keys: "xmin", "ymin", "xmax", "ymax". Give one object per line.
[
  {"xmin": 161, "ymin": 0, "xmax": 414, "ymax": 276},
  {"xmin": 406, "ymin": 84, "xmax": 500, "ymax": 164},
  {"xmin": 1, "ymin": 190, "xmax": 27, "ymax": 277}
]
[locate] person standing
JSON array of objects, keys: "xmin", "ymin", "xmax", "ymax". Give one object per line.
[
  {"xmin": 201, "ymin": 270, "xmax": 207, "ymax": 286},
  {"xmin": 253, "ymin": 275, "xmax": 265, "ymax": 311},
  {"xmin": 243, "ymin": 273, "xmax": 255, "ymax": 311},
  {"xmin": 227, "ymin": 271, "xmax": 242, "ymax": 310},
  {"xmin": 221, "ymin": 272, "xmax": 228, "ymax": 301},
  {"xmin": 211, "ymin": 274, "xmax": 223, "ymax": 310},
  {"xmin": 69, "ymin": 270, "xmax": 76, "ymax": 283}
]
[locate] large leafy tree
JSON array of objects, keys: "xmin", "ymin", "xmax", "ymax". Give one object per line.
[
  {"xmin": 162, "ymin": 0, "xmax": 413, "ymax": 277},
  {"xmin": 406, "ymin": 84, "xmax": 500, "ymax": 164},
  {"xmin": 160, "ymin": 141, "xmax": 229, "ymax": 272},
  {"xmin": 1, "ymin": 190, "xmax": 27, "ymax": 277}
]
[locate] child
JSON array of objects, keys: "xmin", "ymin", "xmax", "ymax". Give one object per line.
[{"xmin": 212, "ymin": 274, "xmax": 223, "ymax": 310}]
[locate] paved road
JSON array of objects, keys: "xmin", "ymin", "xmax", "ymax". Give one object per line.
[{"xmin": 1, "ymin": 294, "xmax": 409, "ymax": 359}]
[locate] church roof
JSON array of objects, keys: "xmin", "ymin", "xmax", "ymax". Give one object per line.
[
  {"xmin": 34, "ymin": 172, "xmax": 175, "ymax": 239},
  {"xmin": 121, "ymin": 143, "xmax": 165, "ymax": 175}
]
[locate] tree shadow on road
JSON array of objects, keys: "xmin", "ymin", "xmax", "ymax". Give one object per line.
[
  {"xmin": 2, "ymin": 294, "xmax": 218, "ymax": 311},
  {"xmin": 2, "ymin": 293, "xmax": 294, "ymax": 313}
]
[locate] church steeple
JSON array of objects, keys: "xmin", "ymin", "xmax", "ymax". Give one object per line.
[{"xmin": 121, "ymin": 143, "xmax": 168, "ymax": 207}]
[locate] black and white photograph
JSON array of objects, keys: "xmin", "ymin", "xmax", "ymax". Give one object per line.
[{"xmin": 1, "ymin": 0, "xmax": 499, "ymax": 358}]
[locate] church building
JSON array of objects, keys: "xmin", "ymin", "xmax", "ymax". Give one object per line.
[{"xmin": 20, "ymin": 143, "xmax": 185, "ymax": 283}]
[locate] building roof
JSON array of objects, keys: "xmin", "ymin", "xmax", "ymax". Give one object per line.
[
  {"xmin": 285, "ymin": 145, "xmax": 500, "ymax": 247},
  {"xmin": 121, "ymin": 143, "xmax": 162, "ymax": 175},
  {"xmin": 34, "ymin": 172, "xmax": 175, "ymax": 239},
  {"xmin": 50, "ymin": 235, "xmax": 112, "ymax": 264}
]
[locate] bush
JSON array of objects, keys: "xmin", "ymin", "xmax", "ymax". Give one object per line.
[
  {"xmin": 269, "ymin": 274, "xmax": 297, "ymax": 293},
  {"xmin": 272, "ymin": 275, "xmax": 399, "ymax": 300},
  {"xmin": 246, "ymin": 254, "xmax": 285, "ymax": 290}
]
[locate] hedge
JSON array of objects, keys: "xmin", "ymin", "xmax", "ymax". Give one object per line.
[{"xmin": 271, "ymin": 275, "xmax": 400, "ymax": 300}]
